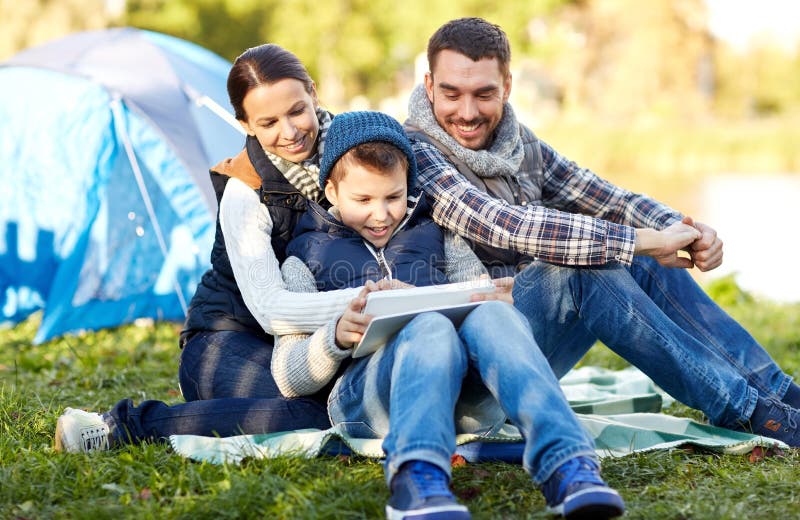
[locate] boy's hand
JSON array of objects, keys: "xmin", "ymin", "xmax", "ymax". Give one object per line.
[
  {"xmin": 334, "ymin": 279, "xmax": 411, "ymax": 348},
  {"xmin": 335, "ymin": 296, "xmax": 371, "ymax": 348},
  {"xmin": 470, "ymin": 275, "xmax": 515, "ymax": 305}
]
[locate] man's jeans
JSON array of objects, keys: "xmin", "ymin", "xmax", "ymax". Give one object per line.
[
  {"xmin": 108, "ymin": 330, "xmax": 331, "ymax": 445},
  {"xmin": 327, "ymin": 301, "xmax": 596, "ymax": 486},
  {"xmin": 513, "ymin": 256, "xmax": 793, "ymax": 429}
]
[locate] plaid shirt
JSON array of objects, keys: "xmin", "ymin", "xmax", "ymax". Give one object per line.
[{"xmin": 413, "ymin": 138, "xmax": 682, "ymax": 267}]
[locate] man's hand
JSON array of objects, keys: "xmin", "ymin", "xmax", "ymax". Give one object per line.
[
  {"xmin": 635, "ymin": 221, "xmax": 702, "ymax": 268},
  {"xmin": 471, "ymin": 275, "xmax": 515, "ymax": 305},
  {"xmin": 682, "ymin": 216, "xmax": 724, "ymax": 272}
]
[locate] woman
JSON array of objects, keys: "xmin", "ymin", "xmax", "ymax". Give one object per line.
[{"xmin": 55, "ymin": 44, "xmax": 365, "ymax": 452}]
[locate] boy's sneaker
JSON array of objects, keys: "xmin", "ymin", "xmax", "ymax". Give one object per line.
[
  {"xmin": 739, "ymin": 395, "xmax": 800, "ymax": 446},
  {"xmin": 54, "ymin": 408, "xmax": 112, "ymax": 453},
  {"xmin": 386, "ymin": 460, "xmax": 471, "ymax": 520},
  {"xmin": 541, "ymin": 456, "xmax": 625, "ymax": 519}
]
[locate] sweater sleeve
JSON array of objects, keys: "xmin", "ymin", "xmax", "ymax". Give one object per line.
[
  {"xmin": 443, "ymin": 231, "xmax": 488, "ymax": 283},
  {"xmin": 270, "ymin": 255, "xmax": 352, "ymax": 398},
  {"xmin": 219, "ymin": 178, "xmax": 361, "ymax": 336}
]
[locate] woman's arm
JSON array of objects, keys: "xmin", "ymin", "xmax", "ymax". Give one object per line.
[
  {"xmin": 219, "ymin": 178, "xmax": 360, "ymax": 336},
  {"xmin": 271, "ymin": 256, "xmax": 351, "ymax": 397}
]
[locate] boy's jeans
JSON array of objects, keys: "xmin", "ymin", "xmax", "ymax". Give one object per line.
[
  {"xmin": 513, "ymin": 256, "xmax": 793, "ymax": 429},
  {"xmin": 327, "ymin": 301, "xmax": 597, "ymax": 486}
]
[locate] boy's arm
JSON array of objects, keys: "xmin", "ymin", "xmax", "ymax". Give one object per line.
[
  {"xmin": 271, "ymin": 256, "xmax": 351, "ymax": 398},
  {"xmin": 443, "ymin": 231, "xmax": 488, "ymax": 282}
]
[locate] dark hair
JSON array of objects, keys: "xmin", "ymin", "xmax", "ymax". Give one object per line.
[
  {"xmin": 427, "ymin": 17, "xmax": 511, "ymax": 78},
  {"xmin": 227, "ymin": 44, "xmax": 314, "ymax": 121},
  {"xmin": 328, "ymin": 142, "xmax": 408, "ymax": 188}
]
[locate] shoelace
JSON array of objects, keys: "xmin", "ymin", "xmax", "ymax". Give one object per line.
[
  {"xmin": 408, "ymin": 462, "xmax": 452, "ymax": 499},
  {"xmin": 766, "ymin": 397, "xmax": 798, "ymax": 431},
  {"xmin": 554, "ymin": 458, "xmax": 605, "ymax": 501},
  {"xmin": 80, "ymin": 426, "xmax": 109, "ymax": 451}
]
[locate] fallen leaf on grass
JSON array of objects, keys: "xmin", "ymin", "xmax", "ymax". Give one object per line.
[
  {"xmin": 135, "ymin": 487, "xmax": 152, "ymax": 501},
  {"xmin": 451, "ymin": 454, "xmax": 467, "ymax": 468},
  {"xmin": 748, "ymin": 445, "xmax": 786, "ymax": 463}
]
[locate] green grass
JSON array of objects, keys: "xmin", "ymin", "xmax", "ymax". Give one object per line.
[{"xmin": 3, "ymin": 277, "xmax": 800, "ymax": 519}]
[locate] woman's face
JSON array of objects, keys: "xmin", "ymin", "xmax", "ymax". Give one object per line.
[{"xmin": 239, "ymin": 79, "xmax": 320, "ymax": 163}]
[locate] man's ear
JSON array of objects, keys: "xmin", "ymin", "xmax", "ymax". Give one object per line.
[
  {"xmin": 424, "ymin": 72, "xmax": 435, "ymax": 103},
  {"xmin": 324, "ymin": 181, "xmax": 338, "ymax": 206},
  {"xmin": 239, "ymin": 119, "xmax": 255, "ymax": 137},
  {"xmin": 502, "ymin": 72, "xmax": 512, "ymax": 103}
]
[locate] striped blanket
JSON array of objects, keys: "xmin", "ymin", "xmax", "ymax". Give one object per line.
[{"xmin": 169, "ymin": 366, "xmax": 784, "ymax": 464}]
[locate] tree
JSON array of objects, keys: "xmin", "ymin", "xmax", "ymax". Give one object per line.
[{"xmin": 0, "ymin": 0, "xmax": 111, "ymax": 60}]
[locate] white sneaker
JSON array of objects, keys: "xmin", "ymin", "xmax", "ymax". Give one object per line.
[{"xmin": 54, "ymin": 408, "xmax": 111, "ymax": 453}]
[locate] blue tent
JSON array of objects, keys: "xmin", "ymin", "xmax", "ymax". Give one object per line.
[{"xmin": 0, "ymin": 28, "xmax": 244, "ymax": 343}]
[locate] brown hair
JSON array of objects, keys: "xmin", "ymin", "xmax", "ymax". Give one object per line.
[
  {"xmin": 427, "ymin": 17, "xmax": 511, "ymax": 78},
  {"xmin": 328, "ymin": 142, "xmax": 408, "ymax": 188},
  {"xmin": 227, "ymin": 44, "xmax": 314, "ymax": 121}
]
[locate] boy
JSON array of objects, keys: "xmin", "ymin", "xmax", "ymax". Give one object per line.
[{"xmin": 272, "ymin": 111, "xmax": 625, "ymax": 520}]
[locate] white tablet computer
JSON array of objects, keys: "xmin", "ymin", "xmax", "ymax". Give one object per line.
[{"xmin": 352, "ymin": 279, "xmax": 495, "ymax": 358}]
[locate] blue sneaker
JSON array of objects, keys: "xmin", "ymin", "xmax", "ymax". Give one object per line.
[
  {"xmin": 541, "ymin": 457, "xmax": 624, "ymax": 519},
  {"xmin": 736, "ymin": 395, "xmax": 800, "ymax": 446},
  {"xmin": 386, "ymin": 460, "xmax": 471, "ymax": 520}
]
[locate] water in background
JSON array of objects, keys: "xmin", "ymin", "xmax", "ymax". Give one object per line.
[{"xmin": 605, "ymin": 173, "xmax": 800, "ymax": 303}]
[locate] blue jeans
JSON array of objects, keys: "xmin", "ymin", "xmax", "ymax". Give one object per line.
[
  {"xmin": 108, "ymin": 330, "xmax": 331, "ymax": 445},
  {"xmin": 327, "ymin": 301, "xmax": 596, "ymax": 486},
  {"xmin": 512, "ymin": 257, "xmax": 793, "ymax": 429}
]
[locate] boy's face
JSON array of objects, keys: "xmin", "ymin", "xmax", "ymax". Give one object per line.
[{"xmin": 324, "ymin": 162, "xmax": 408, "ymax": 249}]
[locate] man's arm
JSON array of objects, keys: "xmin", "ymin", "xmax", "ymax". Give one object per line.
[
  {"xmin": 415, "ymin": 141, "xmax": 637, "ymax": 266},
  {"xmin": 538, "ymin": 140, "xmax": 682, "ymax": 231},
  {"xmin": 540, "ymin": 141, "xmax": 722, "ymax": 270}
]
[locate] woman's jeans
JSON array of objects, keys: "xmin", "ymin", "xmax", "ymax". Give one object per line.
[
  {"xmin": 512, "ymin": 256, "xmax": 793, "ymax": 429},
  {"xmin": 327, "ymin": 301, "xmax": 596, "ymax": 486},
  {"xmin": 108, "ymin": 330, "xmax": 330, "ymax": 445}
]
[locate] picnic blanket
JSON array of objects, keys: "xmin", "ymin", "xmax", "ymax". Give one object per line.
[{"xmin": 169, "ymin": 366, "xmax": 784, "ymax": 464}]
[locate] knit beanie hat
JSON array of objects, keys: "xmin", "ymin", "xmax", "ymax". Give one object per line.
[{"xmin": 319, "ymin": 111, "xmax": 417, "ymax": 190}]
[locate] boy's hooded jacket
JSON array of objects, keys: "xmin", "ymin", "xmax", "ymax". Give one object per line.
[{"xmin": 286, "ymin": 195, "xmax": 449, "ymax": 292}]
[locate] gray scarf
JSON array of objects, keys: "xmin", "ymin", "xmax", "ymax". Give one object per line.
[
  {"xmin": 264, "ymin": 108, "xmax": 331, "ymax": 202},
  {"xmin": 406, "ymin": 84, "xmax": 523, "ymax": 178}
]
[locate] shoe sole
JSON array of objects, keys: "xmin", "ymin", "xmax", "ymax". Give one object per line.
[
  {"xmin": 386, "ymin": 504, "xmax": 471, "ymax": 520},
  {"xmin": 547, "ymin": 487, "xmax": 625, "ymax": 519},
  {"xmin": 54, "ymin": 414, "xmax": 68, "ymax": 452}
]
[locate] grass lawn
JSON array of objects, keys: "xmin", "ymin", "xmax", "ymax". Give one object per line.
[{"xmin": 2, "ymin": 277, "xmax": 800, "ymax": 519}]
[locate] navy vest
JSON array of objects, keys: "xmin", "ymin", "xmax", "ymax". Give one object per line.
[
  {"xmin": 287, "ymin": 197, "xmax": 449, "ymax": 291},
  {"xmin": 181, "ymin": 136, "xmax": 325, "ymax": 345}
]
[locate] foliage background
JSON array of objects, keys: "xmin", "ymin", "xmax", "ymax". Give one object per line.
[{"xmin": 3, "ymin": 0, "xmax": 800, "ymax": 122}]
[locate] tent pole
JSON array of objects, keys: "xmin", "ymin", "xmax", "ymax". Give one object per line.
[
  {"xmin": 182, "ymin": 84, "xmax": 245, "ymax": 135},
  {"xmin": 110, "ymin": 96, "xmax": 189, "ymax": 316}
]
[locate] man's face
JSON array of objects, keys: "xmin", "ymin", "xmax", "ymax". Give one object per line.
[{"xmin": 424, "ymin": 49, "xmax": 511, "ymax": 151}]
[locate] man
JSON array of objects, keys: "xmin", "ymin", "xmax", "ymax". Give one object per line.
[{"xmin": 406, "ymin": 17, "xmax": 800, "ymax": 450}]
